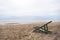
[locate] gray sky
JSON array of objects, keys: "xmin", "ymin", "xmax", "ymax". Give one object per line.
[{"xmin": 0, "ymin": 0, "xmax": 60, "ymax": 17}]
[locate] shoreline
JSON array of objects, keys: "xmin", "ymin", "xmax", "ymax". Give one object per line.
[{"xmin": 0, "ymin": 21, "xmax": 60, "ymax": 25}]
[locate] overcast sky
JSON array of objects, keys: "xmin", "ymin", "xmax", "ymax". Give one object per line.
[{"xmin": 0, "ymin": 0, "xmax": 60, "ymax": 17}]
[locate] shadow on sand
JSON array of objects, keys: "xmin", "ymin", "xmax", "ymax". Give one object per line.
[{"xmin": 33, "ymin": 30, "xmax": 52, "ymax": 34}]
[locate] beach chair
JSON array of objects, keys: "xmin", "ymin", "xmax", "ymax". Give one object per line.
[{"xmin": 33, "ymin": 21, "xmax": 52, "ymax": 33}]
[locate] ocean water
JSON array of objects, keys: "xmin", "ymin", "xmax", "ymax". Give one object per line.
[
  {"xmin": 0, "ymin": 19, "xmax": 42, "ymax": 24},
  {"xmin": 0, "ymin": 16, "xmax": 60, "ymax": 24}
]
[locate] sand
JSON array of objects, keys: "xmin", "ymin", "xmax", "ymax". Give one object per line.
[{"xmin": 0, "ymin": 22, "xmax": 60, "ymax": 40}]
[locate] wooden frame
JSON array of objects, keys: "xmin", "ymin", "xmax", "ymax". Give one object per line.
[{"xmin": 33, "ymin": 21, "xmax": 52, "ymax": 33}]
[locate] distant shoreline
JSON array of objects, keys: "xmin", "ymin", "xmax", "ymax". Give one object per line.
[{"xmin": 0, "ymin": 21, "xmax": 60, "ymax": 25}]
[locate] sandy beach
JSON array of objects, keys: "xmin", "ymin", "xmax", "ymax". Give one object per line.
[{"xmin": 0, "ymin": 22, "xmax": 60, "ymax": 40}]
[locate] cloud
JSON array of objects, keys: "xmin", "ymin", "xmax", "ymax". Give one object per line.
[{"xmin": 0, "ymin": 0, "xmax": 60, "ymax": 17}]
